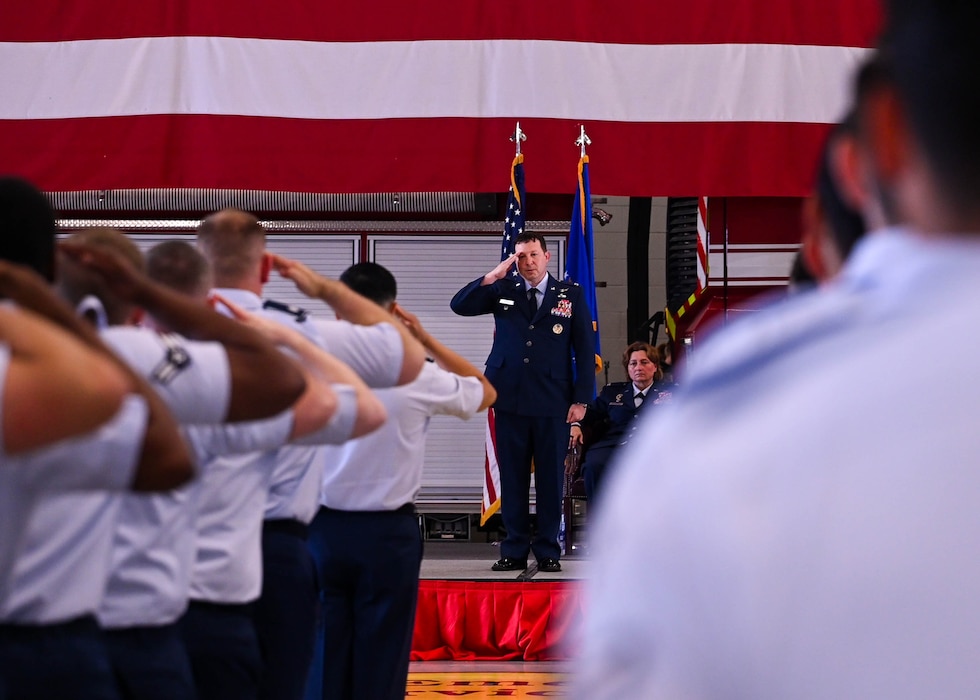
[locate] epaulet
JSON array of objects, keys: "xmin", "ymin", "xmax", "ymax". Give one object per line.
[
  {"xmin": 604, "ymin": 381, "xmax": 631, "ymax": 391},
  {"xmin": 262, "ymin": 299, "xmax": 309, "ymax": 322}
]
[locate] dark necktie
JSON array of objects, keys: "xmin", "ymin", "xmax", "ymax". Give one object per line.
[
  {"xmin": 634, "ymin": 392, "xmax": 645, "ymax": 409},
  {"xmin": 527, "ymin": 288, "xmax": 538, "ymax": 313}
]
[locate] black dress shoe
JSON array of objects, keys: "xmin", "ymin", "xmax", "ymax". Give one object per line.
[
  {"xmin": 491, "ymin": 557, "xmax": 528, "ymax": 572},
  {"xmin": 537, "ymin": 558, "xmax": 562, "ymax": 572}
]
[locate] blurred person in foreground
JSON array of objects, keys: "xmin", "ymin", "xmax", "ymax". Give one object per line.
[
  {"xmin": 574, "ymin": 2, "xmax": 980, "ymax": 697},
  {"xmin": 797, "ymin": 57, "xmax": 892, "ymax": 287}
]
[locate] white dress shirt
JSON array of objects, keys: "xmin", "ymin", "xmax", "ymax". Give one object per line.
[
  {"xmin": 320, "ymin": 361, "xmax": 483, "ymax": 511},
  {"xmin": 268, "ymin": 316, "xmax": 403, "ymax": 523},
  {"xmin": 3, "ymin": 329, "xmax": 230, "ymax": 624},
  {"xmin": 0, "ymin": 393, "xmax": 147, "ymax": 616},
  {"xmin": 210, "ymin": 290, "xmax": 400, "ymax": 526},
  {"xmin": 0, "ymin": 396, "xmax": 148, "ymax": 623},
  {"xmin": 187, "ymin": 388, "xmax": 357, "ymax": 605},
  {"xmin": 99, "ymin": 411, "xmax": 293, "ymax": 628}
]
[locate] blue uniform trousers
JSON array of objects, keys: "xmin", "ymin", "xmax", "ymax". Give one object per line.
[
  {"xmin": 255, "ymin": 520, "xmax": 317, "ymax": 700},
  {"xmin": 0, "ymin": 616, "xmax": 121, "ymax": 700},
  {"xmin": 104, "ymin": 623, "xmax": 197, "ymax": 700},
  {"xmin": 494, "ymin": 411, "xmax": 568, "ymax": 562},
  {"xmin": 581, "ymin": 443, "xmax": 616, "ymax": 504},
  {"xmin": 305, "ymin": 505, "xmax": 422, "ymax": 700},
  {"xmin": 178, "ymin": 600, "xmax": 262, "ymax": 700}
]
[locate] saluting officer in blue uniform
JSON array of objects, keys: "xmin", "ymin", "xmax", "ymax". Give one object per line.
[{"xmin": 451, "ymin": 231, "xmax": 595, "ymax": 572}]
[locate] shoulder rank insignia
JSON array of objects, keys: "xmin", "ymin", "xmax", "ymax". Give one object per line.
[
  {"xmin": 263, "ymin": 299, "xmax": 309, "ymax": 322},
  {"xmin": 152, "ymin": 333, "xmax": 192, "ymax": 385}
]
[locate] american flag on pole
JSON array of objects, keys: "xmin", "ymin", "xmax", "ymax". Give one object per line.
[
  {"xmin": 565, "ymin": 151, "xmax": 602, "ymax": 377},
  {"xmin": 481, "ymin": 153, "xmax": 526, "ymax": 526},
  {"xmin": 0, "ymin": 1, "xmax": 880, "ymax": 196}
]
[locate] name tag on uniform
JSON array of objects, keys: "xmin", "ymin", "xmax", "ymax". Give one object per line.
[{"xmin": 499, "ymin": 299, "xmax": 515, "ymax": 306}]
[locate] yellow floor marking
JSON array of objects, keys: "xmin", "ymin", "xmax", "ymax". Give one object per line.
[{"xmin": 406, "ymin": 672, "xmax": 567, "ymax": 697}]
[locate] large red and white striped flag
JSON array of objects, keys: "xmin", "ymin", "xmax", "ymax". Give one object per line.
[{"xmin": 0, "ymin": 1, "xmax": 880, "ymax": 196}]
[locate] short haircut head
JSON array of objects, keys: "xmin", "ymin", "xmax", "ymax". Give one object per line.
[
  {"xmin": 852, "ymin": 51, "xmax": 892, "ymax": 131},
  {"xmin": 878, "ymin": 0, "xmax": 980, "ymax": 210},
  {"xmin": 146, "ymin": 240, "xmax": 212, "ymax": 299},
  {"xmin": 514, "ymin": 231, "xmax": 548, "ymax": 252},
  {"xmin": 815, "ymin": 119, "xmax": 867, "ymax": 261},
  {"xmin": 339, "ymin": 262, "xmax": 397, "ymax": 309},
  {"xmin": 0, "ymin": 176, "xmax": 57, "ymax": 281},
  {"xmin": 196, "ymin": 208, "xmax": 266, "ymax": 285},
  {"xmin": 56, "ymin": 227, "xmax": 144, "ymax": 326}
]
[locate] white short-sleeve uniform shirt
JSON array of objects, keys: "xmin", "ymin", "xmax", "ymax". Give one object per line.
[
  {"xmin": 0, "ymin": 395, "xmax": 148, "ymax": 622},
  {"xmin": 99, "ymin": 411, "xmax": 293, "ymax": 628},
  {"xmin": 2, "ymin": 329, "xmax": 230, "ymax": 624},
  {"xmin": 320, "ymin": 360, "xmax": 483, "ymax": 511},
  {"xmin": 187, "ymin": 384, "xmax": 361, "ymax": 605},
  {"xmin": 102, "ymin": 326, "xmax": 231, "ymax": 424},
  {"xmin": 278, "ymin": 317, "xmax": 404, "ymax": 519},
  {"xmin": 212, "ymin": 289, "xmax": 405, "ymax": 524},
  {"xmin": 212, "ymin": 288, "xmax": 327, "ymax": 528},
  {"xmin": 187, "ymin": 421, "xmax": 290, "ymax": 603}
]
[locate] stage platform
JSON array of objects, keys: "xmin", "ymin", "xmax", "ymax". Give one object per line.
[
  {"xmin": 419, "ymin": 541, "xmax": 589, "ymax": 582},
  {"xmin": 412, "ymin": 542, "xmax": 587, "ymax": 662}
]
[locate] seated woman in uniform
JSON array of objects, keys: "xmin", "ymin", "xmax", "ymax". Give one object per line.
[{"xmin": 568, "ymin": 341, "xmax": 673, "ymax": 505}]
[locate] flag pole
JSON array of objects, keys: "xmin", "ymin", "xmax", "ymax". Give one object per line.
[
  {"xmin": 575, "ymin": 124, "xmax": 591, "ymax": 158},
  {"xmin": 510, "ymin": 121, "xmax": 526, "ymax": 157},
  {"xmin": 481, "ymin": 122, "xmax": 529, "ymax": 528},
  {"xmin": 507, "ymin": 122, "xmax": 526, "ymax": 211},
  {"xmin": 566, "ymin": 123, "xmax": 602, "ymax": 374},
  {"xmin": 574, "ymin": 124, "xmax": 592, "ymax": 226}
]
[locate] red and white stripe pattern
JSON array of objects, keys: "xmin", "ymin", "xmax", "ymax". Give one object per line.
[
  {"xmin": 0, "ymin": 1, "xmax": 880, "ymax": 196},
  {"xmin": 666, "ymin": 196, "xmax": 710, "ymax": 338},
  {"xmin": 707, "ymin": 243, "xmax": 801, "ymax": 287},
  {"xmin": 696, "ymin": 196, "xmax": 709, "ymax": 293},
  {"xmin": 481, "ymin": 408, "xmax": 502, "ymax": 526}
]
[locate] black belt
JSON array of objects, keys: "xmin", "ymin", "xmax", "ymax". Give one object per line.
[
  {"xmin": 262, "ymin": 518, "xmax": 309, "ymax": 539},
  {"xmin": 0, "ymin": 614, "xmax": 100, "ymax": 637},
  {"xmin": 104, "ymin": 622, "xmax": 180, "ymax": 640},
  {"xmin": 320, "ymin": 503, "xmax": 416, "ymax": 516},
  {"xmin": 186, "ymin": 600, "xmax": 255, "ymax": 616}
]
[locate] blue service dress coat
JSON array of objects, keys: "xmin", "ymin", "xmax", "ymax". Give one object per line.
[
  {"xmin": 450, "ymin": 273, "xmax": 596, "ymax": 416},
  {"xmin": 452, "ymin": 271, "xmax": 597, "ymax": 562},
  {"xmin": 579, "ymin": 380, "xmax": 674, "ymax": 502}
]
